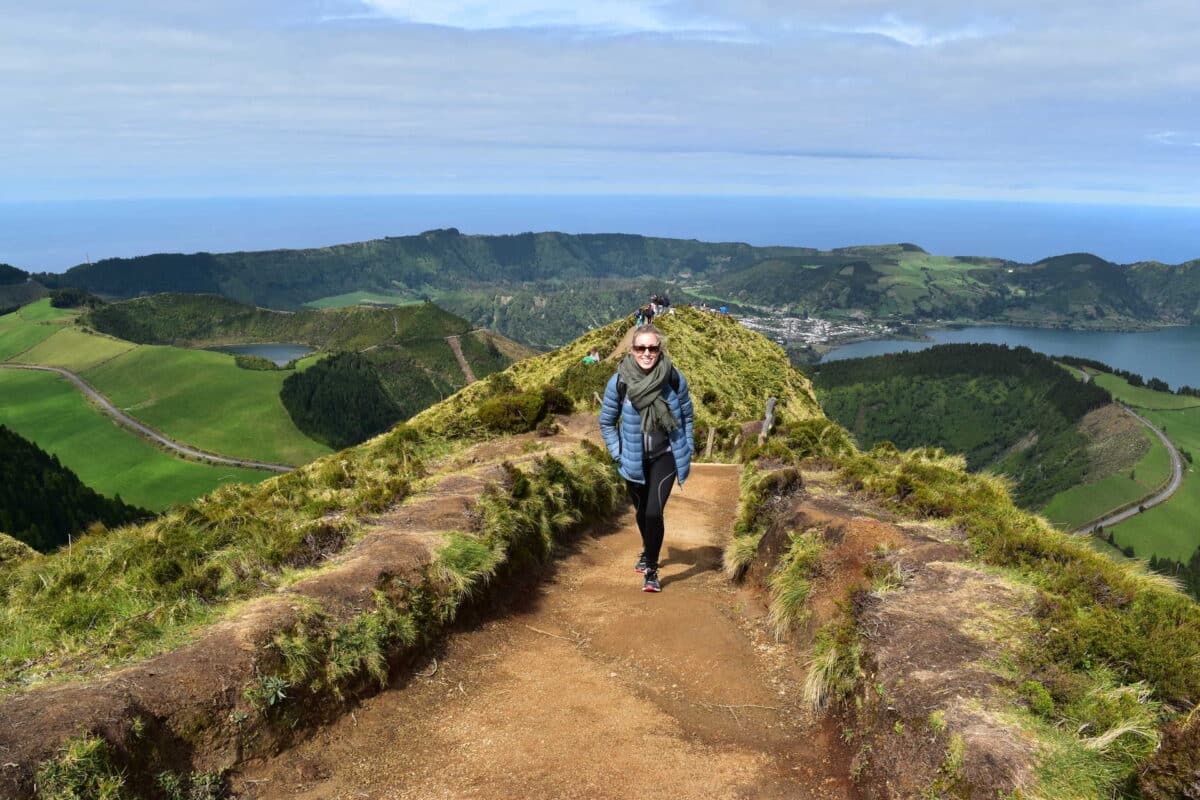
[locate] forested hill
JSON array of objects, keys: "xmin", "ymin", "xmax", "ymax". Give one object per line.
[
  {"xmin": 37, "ymin": 232, "xmax": 1200, "ymax": 345},
  {"xmin": 45, "ymin": 230, "xmax": 773, "ymax": 309},
  {"xmin": 812, "ymin": 344, "xmax": 1114, "ymax": 507},
  {"xmin": 0, "ymin": 426, "xmax": 150, "ymax": 552}
]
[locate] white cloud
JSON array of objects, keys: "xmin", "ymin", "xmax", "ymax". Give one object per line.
[
  {"xmin": 356, "ymin": 0, "xmax": 739, "ymax": 34},
  {"xmin": 821, "ymin": 13, "xmax": 1001, "ymax": 46}
]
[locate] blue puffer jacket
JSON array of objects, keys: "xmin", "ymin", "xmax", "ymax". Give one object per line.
[{"xmin": 599, "ymin": 371, "xmax": 695, "ymax": 485}]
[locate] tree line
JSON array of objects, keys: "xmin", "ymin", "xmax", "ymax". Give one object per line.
[
  {"xmin": 812, "ymin": 344, "xmax": 1114, "ymax": 508},
  {"xmin": 0, "ymin": 426, "xmax": 151, "ymax": 552}
]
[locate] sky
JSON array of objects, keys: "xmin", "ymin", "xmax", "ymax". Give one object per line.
[{"xmin": 3, "ymin": 1, "xmax": 1200, "ymax": 205}]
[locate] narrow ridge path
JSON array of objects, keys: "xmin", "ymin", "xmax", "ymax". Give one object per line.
[
  {"xmin": 445, "ymin": 334, "xmax": 477, "ymax": 384},
  {"xmin": 234, "ymin": 463, "xmax": 857, "ymax": 799},
  {"xmin": 0, "ymin": 363, "xmax": 294, "ymax": 472}
]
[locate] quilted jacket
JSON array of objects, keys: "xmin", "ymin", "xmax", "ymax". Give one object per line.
[{"xmin": 598, "ymin": 371, "xmax": 694, "ymax": 485}]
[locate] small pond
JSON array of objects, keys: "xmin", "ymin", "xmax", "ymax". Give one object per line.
[{"xmin": 212, "ymin": 343, "xmax": 316, "ymax": 366}]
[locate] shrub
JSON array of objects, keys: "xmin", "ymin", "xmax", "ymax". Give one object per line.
[
  {"xmin": 476, "ymin": 391, "xmax": 546, "ymax": 433},
  {"xmin": 234, "ymin": 354, "xmax": 284, "ymax": 371}
]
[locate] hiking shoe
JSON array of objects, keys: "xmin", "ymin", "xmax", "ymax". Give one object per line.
[
  {"xmin": 643, "ymin": 568, "xmax": 662, "ymax": 593},
  {"xmin": 634, "ymin": 553, "xmax": 648, "ymax": 573}
]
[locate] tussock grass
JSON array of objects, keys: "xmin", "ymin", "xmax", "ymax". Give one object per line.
[
  {"xmin": 766, "ymin": 528, "xmax": 825, "ymax": 639},
  {"xmin": 244, "ymin": 442, "xmax": 622, "ymax": 718},
  {"xmin": 723, "ymin": 465, "xmax": 804, "ymax": 580},
  {"xmin": 35, "ymin": 733, "xmax": 127, "ymax": 800},
  {"xmin": 0, "ymin": 425, "xmax": 426, "ymax": 690},
  {"xmin": 802, "ymin": 618, "xmax": 863, "ymax": 712}
]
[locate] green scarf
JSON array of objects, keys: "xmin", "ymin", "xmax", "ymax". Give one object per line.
[{"xmin": 617, "ymin": 352, "xmax": 679, "ymax": 434}]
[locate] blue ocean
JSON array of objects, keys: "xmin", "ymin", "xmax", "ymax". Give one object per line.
[{"xmin": 2, "ymin": 195, "xmax": 1198, "ymax": 273}]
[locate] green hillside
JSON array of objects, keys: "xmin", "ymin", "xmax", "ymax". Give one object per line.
[
  {"xmin": 39, "ymin": 231, "xmax": 1200, "ymax": 348},
  {"xmin": 2, "ymin": 308, "xmax": 1197, "ymax": 800},
  {"xmin": 0, "ymin": 425, "xmax": 150, "ymax": 552},
  {"xmin": 0, "ymin": 368, "xmax": 274, "ymax": 510},
  {"xmin": 812, "ymin": 344, "xmax": 1116, "ymax": 507}
]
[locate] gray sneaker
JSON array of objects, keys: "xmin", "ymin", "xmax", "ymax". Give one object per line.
[{"xmin": 643, "ymin": 568, "xmax": 661, "ymax": 593}]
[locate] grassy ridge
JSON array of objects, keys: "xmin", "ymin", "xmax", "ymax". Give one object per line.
[{"xmin": 0, "ymin": 369, "xmax": 269, "ymax": 510}]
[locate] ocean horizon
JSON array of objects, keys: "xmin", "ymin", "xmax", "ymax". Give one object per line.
[{"xmin": 3, "ymin": 194, "xmax": 1198, "ymax": 273}]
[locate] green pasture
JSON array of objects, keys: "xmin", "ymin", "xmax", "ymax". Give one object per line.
[
  {"xmin": 303, "ymin": 290, "xmax": 421, "ymax": 309},
  {"xmin": 1091, "ymin": 372, "xmax": 1200, "ymax": 410},
  {"xmin": 16, "ymin": 298, "xmax": 76, "ymax": 324},
  {"xmin": 1107, "ymin": 405, "xmax": 1200, "ymax": 562},
  {"xmin": 1040, "ymin": 425, "xmax": 1171, "ymax": 531},
  {"xmin": 0, "ymin": 316, "xmax": 60, "ymax": 360},
  {"xmin": 15, "ymin": 325, "xmax": 136, "ymax": 371},
  {"xmin": 83, "ymin": 345, "xmax": 331, "ymax": 466},
  {"xmin": 0, "ymin": 369, "xmax": 269, "ymax": 510}
]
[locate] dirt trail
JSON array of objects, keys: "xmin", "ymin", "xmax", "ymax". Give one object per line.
[
  {"xmin": 445, "ymin": 335, "xmax": 477, "ymax": 384},
  {"xmin": 234, "ymin": 463, "xmax": 857, "ymax": 800}
]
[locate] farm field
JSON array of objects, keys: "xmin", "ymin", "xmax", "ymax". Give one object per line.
[
  {"xmin": 1040, "ymin": 424, "xmax": 1171, "ymax": 530},
  {"xmin": 303, "ymin": 290, "xmax": 421, "ymax": 309},
  {"xmin": 0, "ymin": 369, "xmax": 269, "ymax": 510},
  {"xmin": 1089, "ymin": 372, "xmax": 1200, "ymax": 562},
  {"xmin": 83, "ymin": 345, "xmax": 330, "ymax": 465},
  {"xmin": 14, "ymin": 325, "xmax": 136, "ymax": 371},
  {"xmin": 2, "ymin": 299, "xmax": 329, "ymax": 467},
  {"xmin": 1090, "ymin": 371, "xmax": 1200, "ymax": 410},
  {"xmin": 1108, "ymin": 404, "xmax": 1200, "ymax": 561},
  {"xmin": 0, "ymin": 314, "xmax": 59, "ymax": 359}
]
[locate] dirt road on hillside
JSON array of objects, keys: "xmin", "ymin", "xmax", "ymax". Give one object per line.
[
  {"xmin": 234, "ymin": 463, "xmax": 857, "ymax": 800},
  {"xmin": 0, "ymin": 363, "xmax": 294, "ymax": 472}
]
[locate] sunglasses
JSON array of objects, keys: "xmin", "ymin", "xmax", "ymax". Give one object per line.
[{"xmin": 632, "ymin": 345, "xmax": 661, "ymax": 354}]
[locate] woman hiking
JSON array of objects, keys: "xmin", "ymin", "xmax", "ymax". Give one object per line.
[{"xmin": 599, "ymin": 325, "xmax": 695, "ymax": 592}]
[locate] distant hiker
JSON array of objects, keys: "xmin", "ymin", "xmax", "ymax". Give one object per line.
[
  {"xmin": 719, "ymin": 304, "xmax": 728, "ymax": 315},
  {"xmin": 582, "ymin": 349, "xmax": 600, "ymax": 365},
  {"xmin": 662, "ymin": 292, "xmax": 672, "ymax": 314},
  {"xmin": 635, "ymin": 308, "xmax": 645, "ymax": 327},
  {"xmin": 599, "ymin": 324, "xmax": 695, "ymax": 593},
  {"xmin": 643, "ymin": 304, "xmax": 656, "ymax": 326}
]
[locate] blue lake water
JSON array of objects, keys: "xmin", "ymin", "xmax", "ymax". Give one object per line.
[
  {"xmin": 822, "ymin": 325, "xmax": 1200, "ymax": 391},
  {"xmin": 213, "ymin": 343, "xmax": 315, "ymax": 366}
]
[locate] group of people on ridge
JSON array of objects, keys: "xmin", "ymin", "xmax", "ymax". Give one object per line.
[{"xmin": 635, "ymin": 292, "xmax": 671, "ymax": 327}]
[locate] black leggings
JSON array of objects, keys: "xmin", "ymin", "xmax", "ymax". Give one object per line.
[{"xmin": 626, "ymin": 451, "xmax": 677, "ymax": 570}]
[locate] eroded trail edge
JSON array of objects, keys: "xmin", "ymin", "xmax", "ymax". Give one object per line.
[{"xmin": 235, "ymin": 463, "xmax": 857, "ymax": 800}]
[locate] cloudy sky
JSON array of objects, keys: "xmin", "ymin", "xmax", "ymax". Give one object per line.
[{"xmin": 4, "ymin": 0, "xmax": 1200, "ymax": 204}]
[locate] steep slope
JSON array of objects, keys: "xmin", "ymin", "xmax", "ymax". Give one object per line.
[{"xmin": 2, "ymin": 310, "xmax": 1197, "ymax": 800}]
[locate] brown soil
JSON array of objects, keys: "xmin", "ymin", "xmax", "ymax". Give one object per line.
[{"xmin": 233, "ymin": 464, "xmax": 860, "ymax": 800}]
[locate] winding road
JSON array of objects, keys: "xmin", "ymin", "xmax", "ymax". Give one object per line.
[
  {"xmin": 1077, "ymin": 404, "xmax": 1185, "ymax": 534},
  {"xmin": 0, "ymin": 363, "xmax": 294, "ymax": 473}
]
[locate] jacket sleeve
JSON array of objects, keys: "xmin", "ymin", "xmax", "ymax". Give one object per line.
[
  {"xmin": 598, "ymin": 374, "xmax": 622, "ymax": 460},
  {"xmin": 677, "ymin": 372, "xmax": 695, "ymax": 458}
]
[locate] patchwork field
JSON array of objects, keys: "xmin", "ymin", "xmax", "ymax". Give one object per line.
[
  {"xmin": 303, "ymin": 290, "xmax": 421, "ymax": 309},
  {"xmin": 0, "ymin": 369, "xmax": 269, "ymax": 510},
  {"xmin": 81, "ymin": 345, "xmax": 330, "ymax": 466},
  {"xmin": 1040, "ymin": 424, "xmax": 1171, "ymax": 530},
  {"xmin": 1086, "ymin": 372, "xmax": 1200, "ymax": 562},
  {"xmin": 2, "ymin": 299, "xmax": 329, "ymax": 469}
]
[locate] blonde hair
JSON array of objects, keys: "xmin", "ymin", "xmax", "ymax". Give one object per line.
[{"xmin": 632, "ymin": 324, "xmax": 666, "ymax": 350}]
